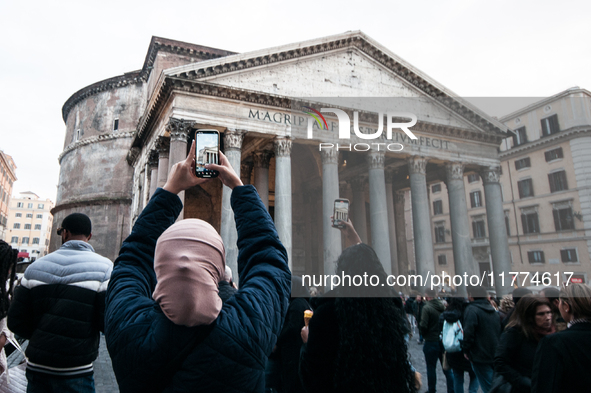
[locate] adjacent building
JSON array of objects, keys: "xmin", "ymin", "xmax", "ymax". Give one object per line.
[
  {"xmin": 0, "ymin": 151, "xmax": 17, "ymax": 241},
  {"xmin": 415, "ymin": 88, "xmax": 591, "ymax": 287},
  {"xmin": 6, "ymin": 192, "xmax": 54, "ymax": 260}
]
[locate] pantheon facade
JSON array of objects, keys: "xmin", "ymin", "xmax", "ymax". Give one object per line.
[{"xmin": 52, "ymin": 32, "xmax": 513, "ymax": 294}]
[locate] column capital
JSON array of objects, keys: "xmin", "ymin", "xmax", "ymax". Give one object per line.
[
  {"xmin": 408, "ymin": 156, "xmax": 428, "ymax": 175},
  {"xmin": 445, "ymin": 162, "xmax": 465, "ymax": 181},
  {"xmin": 320, "ymin": 149, "xmax": 339, "ymax": 165},
  {"xmin": 274, "ymin": 137, "xmax": 292, "ymax": 157},
  {"xmin": 348, "ymin": 176, "xmax": 367, "ymax": 190},
  {"xmin": 155, "ymin": 136, "xmax": 170, "ymax": 158},
  {"xmin": 367, "ymin": 151, "xmax": 386, "ymax": 170},
  {"xmin": 253, "ymin": 150, "xmax": 274, "ymax": 168},
  {"xmin": 166, "ymin": 118, "xmax": 193, "ymax": 142},
  {"xmin": 148, "ymin": 150, "xmax": 159, "ymax": 167},
  {"xmin": 224, "ymin": 130, "xmax": 245, "ymax": 151},
  {"xmin": 240, "ymin": 159, "xmax": 254, "ymax": 182},
  {"xmin": 480, "ymin": 166, "xmax": 502, "ymax": 184}
]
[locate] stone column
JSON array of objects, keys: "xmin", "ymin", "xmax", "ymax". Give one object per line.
[
  {"xmin": 240, "ymin": 159, "xmax": 254, "ymax": 185},
  {"xmin": 408, "ymin": 156, "xmax": 436, "ymax": 279},
  {"xmin": 148, "ymin": 150, "xmax": 159, "ymax": 198},
  {"xmin": 367, "ymin": 151, "xmax": 392, "ymax": 275},
  {"xmin": 480, "ymin": 166, "xmax": 512, "ymax": 296},
  {"xmin": 166, "ymin": 119, "xmax": 192, "ymax": 220},
  {"xmin": 274, "ymin": 137, "xmax": 292, "ymax": 267},
  {"xmin": 253, "ymin": 150, "xmax": 273, "ymax": 210},
  {"xmin": 220, "ymin": 129, "xmax": 245, "ymax": 284},
  {"xmin": 321, "ymin": 149, "xmax": 341, "ymax": 277},
  {"xmin": 348, "ymin": 177, "xmax": 368, "ymax": 243},
  {"xmin": 446, "ymin": 162, "xmax": 476, "ymax": 297},
  {"xmin": 155, "ymin": 136, "xmax": 170, "ymax": 188},
  {"xmin": 394, "ymin": 190, "xmax": 410, "ymax": 279},
  {"xmin": 385, "ymin": 170, "xmax": 399, "ymax": 277}
]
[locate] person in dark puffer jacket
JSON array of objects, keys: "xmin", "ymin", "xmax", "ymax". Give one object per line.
[{"xmin": 105, "ymin": 142, "xmax": 291, "ymax": 393}]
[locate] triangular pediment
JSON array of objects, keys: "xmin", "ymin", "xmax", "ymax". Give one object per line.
[{"xmin": 161, "ymin": 31, "xmax": 507, "ymax": 135}]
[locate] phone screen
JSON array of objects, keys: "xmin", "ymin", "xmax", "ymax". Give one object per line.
[
  {"xmin": 334, "ymin": 200, "xmax": 349, "ymax": 225},
  {"xmin": 195, "ymin": 131, "xmax": 219, "ymax": 177}
]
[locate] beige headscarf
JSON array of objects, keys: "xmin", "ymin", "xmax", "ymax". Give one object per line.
[{"xmin": 153, "ymin": 219, "xmax": 225, "ymax": 327}]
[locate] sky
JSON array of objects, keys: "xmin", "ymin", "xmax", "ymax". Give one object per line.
[{"xmin": 1, "ymin": 0, "xmax": 589, "ymax": 203}]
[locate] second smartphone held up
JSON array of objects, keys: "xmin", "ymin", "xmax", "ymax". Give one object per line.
[
  {"xmin": 333, "ymin": 198, "xmax": 349, "ymax": 228},
  {"xmin": 194, "ymin": 130, "xmax": 220, "ymax": 178}
]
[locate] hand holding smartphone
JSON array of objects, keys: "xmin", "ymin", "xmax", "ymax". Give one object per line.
[
  {"xmin": 194, "ymin": 130, "xmax": 220, "ymax": 178},
  {"xmin": 332, "ymin": 198, "xmax": 350, "ymax": 228}
]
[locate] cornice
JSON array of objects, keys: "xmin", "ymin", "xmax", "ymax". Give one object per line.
[
  {"xmin": 499, "ymin": 126, "xmax": 591, "ymax": 160},
  {"xmin": 51, "ymin": 196, "xmax": 132, "ymax": 215},
  {"xmin": 58, "ymin": 131, "xmax": 135, "ymax": 164},
  {"xmin": 167, "ymin": 34, "xmax": 506, "ymax": 136},
  {"xmin": 62, "ymin": 37, "xmax": 235, "ymax": 123},
  {"xmin": 133, "ymin": 77, "xmax": 505, "ymax": 151}
]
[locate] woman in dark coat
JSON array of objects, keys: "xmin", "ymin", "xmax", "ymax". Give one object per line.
[
  {"xmin": 104, "ymin": 143, "xmax": 291, "ymax": 393},
  {"xmin": 299, "ymin": 220, "xmax": 416, "ymax": 393},
  {"xmin": 441, "ymin": 297, "xmax": 479, "ymax": 393},
  {"xmin": 494, "ymin": 295, "xmax": 555, "ymax": 393},
  {"xmin": 532, "ymin": 283, "xmax": 591, "ymax": 393}
]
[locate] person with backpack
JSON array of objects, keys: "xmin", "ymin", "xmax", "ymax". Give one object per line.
[
  {"xmin": 441, "ymin": 297, "xmax": 479, "ymax": 393},
  {"xmin": 419, "ymin": 289, "xmax": 454, "ymax": 393},
  {"xmin": 104, "ymin": 141, "xmax": 291, "ymax": 392}
]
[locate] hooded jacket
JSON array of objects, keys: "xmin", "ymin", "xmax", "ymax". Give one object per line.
[
  {"xmin": 419, "ymin": 298, "xmax": 445, "ymax": 341},
  {"xmin": 462, "ymin": 299, "xmax": 501, "ymax": 364},
  {"xmin": 441, "ymin": 308, "xmax": 473, "ymax": 372},
  {"xmin": 104, "ymin": 186, "xmax": 291, "ymax": 393}
]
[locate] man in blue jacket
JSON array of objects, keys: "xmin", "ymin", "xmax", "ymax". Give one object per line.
[{"xmin": 105, "ymin": 140, "xmax": 291, "ymax": 392}]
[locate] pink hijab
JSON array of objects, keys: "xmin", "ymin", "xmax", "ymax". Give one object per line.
[{"xmin": 153, "ymin": 219, "xmax": 225, "ymax": 327}]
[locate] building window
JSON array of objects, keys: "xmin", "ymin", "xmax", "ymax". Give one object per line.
[
  {"xmin": 113, "ymin": 119, "xmax": 119, "ymax": 131},
  {"xmin": 36, "ymin": 214, "xmax": 43, "ymax": 219},
  {"xmin": 17, "ymin": 202, "xmax": 23, "ymax": 208},
  {"xmin": 433, "ymin": 200, "xmax": 443, "ymax": 215},
  {"xmin": 75, "ymin": 129, "xmax": 81, "ymax": 141},
  {"xmin": 560, "ymin": 249, "xmax": 578, "ymax": 263},
  {"xmin": 521, "ymin": 211, "xmax": 540, "ymax": 234},
  {"xmin": 545, "ymin": 147, "xmax": 564, "ymax": 162},
  {"xmin": 15, "ymin": 213, "xmax": 21, "ymax": 217},
  {"xmin": 512, "ymin": 126, "xmax": 527, "ymax": 146},
  {"xmin": 470, "ymin": 191, "xmax": 482, "ymax": 208},
  {"xmin": 517, "ymin": 178, "xmax": 534, "ymax": 198},
  {"xmin": 13, "ymin": 223, "xmax": 20, "ymax": 229},
  {"xmin": 34, "ymin": 224, "xmax": 42, "ymax": 230},
  {"xmin": 32, "ymin": 238, "xmax": 40, "ymax": 245},
  {"xmin": 434, "ymin": 225, "xmax": 446, "ymax": 243},
  {"xmin": 541, "ymin": 114, "xmax": 560, "ymax": 137},
  {"xmin": 438, "ymin": 254, "xmax": 447, "ymax": 265},
  {"xmin": 514, "ymin": 157, "xmax": 531, "ymax": 170},
  {"xmin": 472, "ymin": 219, "xmax": 486, "ymax": 238},
  {"xmin": 548, "ymin": 171, "xmax": 568, "ymax": 193},
  {"xmin": 505, "ymin": 214, "xmax": 511, "ymax": 236},
  {"xmin": 553, "ymin": 207, "xmax": 575, "ymax": 231},
  {"xmin": 38, "ymin": 203, "xmax": 44, "ymax": 209},
  {"xmin": 24, "ymin": 224, "xmax": 31, "ymax": 230},
  {"xmin": 26, "ymin": 213, "xmax": 33, "ymax": 218},
  {"xmin": 467, "ymin": 174, "xmax": 480, "ymax": 183},
  {"xmin": 27, "ymin": 203, "xmax": 33, "ymax": 209},
  {"xmin": 528, "ymin": 251, "xmax": 545, "ymax": 264},
  {"xmin": 22, "ymin": 237, "xmax": 29, "ymax": 245},
  {"xmin": 10, "ymin": 237, "xmax": 18, "ymax": 243},
  {"xmin": 432, "ymin": 183, "xmax": 442, "ymax": 193}
]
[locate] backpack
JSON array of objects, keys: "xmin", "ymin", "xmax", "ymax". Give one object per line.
[{"xmin": 441, "ymin": 320, "xmax": 463, "ymax": 352}]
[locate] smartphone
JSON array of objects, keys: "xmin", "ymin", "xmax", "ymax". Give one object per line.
[
  {"xmin": 194, "ymin": 129, "xmax": 220, "ymax": 178},
  {"xmin": 333, "ymin": 198, "xmax": 350, "ymax": 228}
]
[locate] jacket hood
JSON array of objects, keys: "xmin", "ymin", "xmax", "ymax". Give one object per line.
[
  {"xmin": 442, "ymin": 309, "xmax": 462, "ymax": 323},
  {"xmin": 428, "ymin": 299, "xmax": 445, "ymax": 312}
]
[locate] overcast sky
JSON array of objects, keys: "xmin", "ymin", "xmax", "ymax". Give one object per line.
[{"xmin": 1, "ymin": 0, "xmax": 589, "ymax": 203}]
